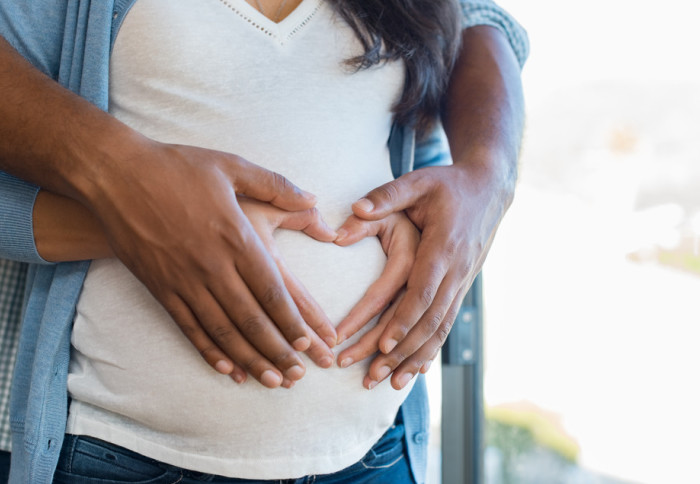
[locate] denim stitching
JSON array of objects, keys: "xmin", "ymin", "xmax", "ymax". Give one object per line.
[
  {"xmin": 66, "ymin": 435, "xmax": 79, "ymax": 472},
  {"xmin": 361, "ymin": 453, "xmax": 404, "ymax": 470}
]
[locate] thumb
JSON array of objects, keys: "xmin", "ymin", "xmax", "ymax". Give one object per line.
[
  {"xmin": 351, "ymin": 172, "xmax": 422, "ymax": 221},
  {"xmin": 232, "ymin": 156, "xmax": 317, "ymax": 211}
]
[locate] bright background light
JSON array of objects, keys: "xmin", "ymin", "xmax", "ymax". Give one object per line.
[{"xmin": 478, "ymin": 1, "xmax": 700, "ymax": 482}]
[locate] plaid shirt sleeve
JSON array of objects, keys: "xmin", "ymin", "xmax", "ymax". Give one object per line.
[{"xmin": 0, "ymin": 258, "xmax": 27, "ymax": 452}]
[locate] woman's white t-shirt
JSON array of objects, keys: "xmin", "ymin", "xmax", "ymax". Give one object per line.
[{"xmin": 66, "ymin": 0, "xmax": 414, "ymax": 479}]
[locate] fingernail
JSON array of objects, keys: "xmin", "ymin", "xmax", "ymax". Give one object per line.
[
  {"xmin": 397, "ymin": 372, "xmax": 414, "ymax": 389},
  {"xmin": 339, "ymin": 357, "xmax": 353, "ymax": 368},
  {"xmin": 422, "ymin": 360, "xmax": 433, "ymax": 374},
  {"xmin": 300, "ymin": 190, "xmax": 317, "ymax": 202},
  {"xmin": 367, "ymin": 379, "xmax": 378, "ymax": 390},
  {"xmin": 282, "ymin": 378, "xmax": 295, "ymax": 389},
  {"xmin": 292, "ymin": 336, "xmax": 311, "ymax": 351},
  {"xmin": 231, "ymin": 372, "xmax": 246, "ymax": 384},
  {"xmin": 376, "ymin": 365, "xmax": 391, "ymax": 381},
  {"xmin": 336, "ymin": 334, "xmax": 346, "ymax": 345},
  {"xmin": 324, "ymin": 335, "xmax": 337, "ymax": 348},
  {"xmin": 354, "ymin": 198, "xmax": 374, "ymax": 213},
  {"xmin": 286, "ymin": 365, "xmax": 305, "ymax": 380},
  {"xmin": 215, "ymin": 360, "xmax": 233, "ymax": 375},
  {"xmin": 320, "ymin": 356, "xmax": 333, "ymax": 368},
  {"xmin": 261, "ymin": 370, "xmax": 282, "ymax": 388},
  {"xmin": 335, "ymin": 228, "xmax": 348, "ymax": 242},
  {"xmin": 382, "ymin": 338, "xmax": 398, "ymax": 354}
]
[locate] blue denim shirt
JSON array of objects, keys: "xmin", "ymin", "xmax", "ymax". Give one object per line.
[{"xmin": 0, "ymin": 2, "xmax": 528, "ymax": 482}]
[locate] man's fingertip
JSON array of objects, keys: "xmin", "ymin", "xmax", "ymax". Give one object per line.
[
  {"xmin": 261, "ymin": 370, "xmax": 283, "ymax": 388},
  {"xmin": 215, "ymin": 360, "xmax": 234, "ymax": 375}
]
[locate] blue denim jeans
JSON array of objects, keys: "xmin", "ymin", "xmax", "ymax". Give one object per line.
[
  {"xmin": 52, "ymin": 420, "xmax": 414, "ymax": 484},
  {"xmin": 0, "ymin": 450, "xmax": 9, "ymax": 484}
]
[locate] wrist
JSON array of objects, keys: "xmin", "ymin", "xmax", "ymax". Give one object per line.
[
  {"xmin": 451, "ymin": 146, "xmax": 517, "ymax": 205},
  {"xmin": 66, "ymin": 119, "xmax": 153, "ymax": 212}
]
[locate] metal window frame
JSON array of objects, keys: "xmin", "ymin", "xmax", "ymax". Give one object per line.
[{"xmin": 441, "ymin": 274, "xmax": 483, "ymax": 484}]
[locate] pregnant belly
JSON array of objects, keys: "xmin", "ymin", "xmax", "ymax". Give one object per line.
[{"xmin": 67, "ymin": 225, "xmax": 414, "ymax": 475}]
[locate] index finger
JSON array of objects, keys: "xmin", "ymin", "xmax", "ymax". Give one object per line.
[{"xmin": 376, "ymin": 226, "xmax": 456, "ymax": 354}]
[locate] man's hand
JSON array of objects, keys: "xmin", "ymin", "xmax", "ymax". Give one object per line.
[
  {"xmin": 345, "ymin": 25, "xmax": 524, "ymax": 390},
  {"xmin": 341, "ymin": 163, "xmax": 509, "ymax": 389},
  {"xmin": 236, "ymin": 196, "xmax": 339, "ymax": 387},
  {"xmin": 1, "ymin": 36, "xmax": 339, "ymax": 389},
  {"xmin": 89, "ymin": 140, "xmax": 339, "ymax": 389}
]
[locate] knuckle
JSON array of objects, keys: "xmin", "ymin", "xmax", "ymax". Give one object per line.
[
  {"xmin": 271, "ymin": 349, "xmax": 297, "ymax": 367},
  {"xmin": 395, "ymin": 323, "xmax": 411, "ymax": 340},
  {"xmin": 419, "ymin": 284, "xmax": 437, "ymax": 307},
  {"xmin": 308, "ymin": 206, "xmax": 321, "ymax": 219},
  {"xmin": 239, "ymin": 314, "xmax": 267, "ymax": 337},
  {"xmin": 445, "ymin": 306, "xmax": 460, "ymax": 326},
  {"xmin": 375, "ymin": 182, "xmax": 400, "ymax": 203},
  {"xmin": 261, "ymin": 285, "xmax": 285, "ymax": 307},
  {"xmin": 240, "ymin": 355, "xmax": 261, "ymax": 372},
  {"xmin": 210, "ymin": 325, "xmax": 236, "ymax": 344},
  {"xmin": 455, "ymin": 260, "xmax": 472, "ymax": 281},
  {"xmin": 424, "ymin": 311, "xmax": 443, "ymax": 335},
  {"xmin": 393, "ymin": 350, "xmax": 408, "ymax": 364},
  {"xmin": 270, "ymin": 172, "xmax": 292, "ymax": 196},
  {"xmin": 437, "ymin": 323, "xmax": 452, "ymax": 344},
  {"xmin": 410, "ymin": 357, "xmax": 426, "ymax": 371},
  {"xmin": 177, "ymin": 321, "xmax": 199, "ymax": 339},
  {"xmin": 426, "ymin": 261, "xmax": 444, "ymax": 280},
  {"xmin": 198, "ymin": 344, "xmax": 219, "ymax": 360},
  {"xmin": 294, "ymin": 295, "xmax": 313, "ymax": 316},
  {"xmin": 443, "ymin": 237, "xmax": 459, "ymax": 260}
]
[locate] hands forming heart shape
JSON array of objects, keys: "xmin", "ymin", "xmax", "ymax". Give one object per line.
[{"xmin": 236, "ymin": 196, "xmax": 420, "ymax": 389}]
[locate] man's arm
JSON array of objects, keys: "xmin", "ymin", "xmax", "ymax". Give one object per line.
[
  {"xmin": 341, "ymin": 24, "xmax": 525, "ymax": 389},
  {"xmin": 0, "ymin": 35, "xmax": 337, "ymax": 388}
]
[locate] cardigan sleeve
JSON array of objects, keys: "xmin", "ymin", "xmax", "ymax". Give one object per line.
[
  {"xmin": 0, "ymin": 172, "xmax": 49, "ymax": 264},
  {"xmin": 0, "ymin": 5, "xmax": 68, "ymax": 264},
  {"xmin": 459, "ymin": 0, "xmax": 529, "ymax": 69}
]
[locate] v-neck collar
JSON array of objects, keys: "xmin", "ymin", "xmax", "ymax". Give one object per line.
[{"xmin": 219, "ymin": 0, "xmax": 323, "ymax": 45}]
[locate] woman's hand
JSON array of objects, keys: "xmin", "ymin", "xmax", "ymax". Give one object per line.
[{"xmin": 330, "ymin": 211, "xmax": 420, "ymax": 371}]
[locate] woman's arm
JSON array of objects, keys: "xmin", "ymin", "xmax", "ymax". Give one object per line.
[{"xmin": 32, "ymin": 190, "xmax": 112, "ymax": 262}]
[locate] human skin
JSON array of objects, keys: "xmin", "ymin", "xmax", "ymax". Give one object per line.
[
  {"xmin": 335, "ymin": 25, "xmax": 525, "ymax": 390},
  {"xmin": 0, "ymin": 35, "xmax": 336, "ymax": 389},
  {"xmin": 31, "ymin": 189, "xmax": 419, "ymax": 387},
  {"xmin": 0, "ymin": 22, "xmax": 524, "ymax": 389}
]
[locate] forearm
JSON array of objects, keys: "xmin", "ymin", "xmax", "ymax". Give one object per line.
[
  {"xmin": 442, "ymin": 25, "xmax": 524, "ymax": 203},
  {"xmin": 0, "ymin": 35, "xmax": 144, "ymax": 207},
  {"xmin": 32, "ymin": 190, "xmax": 112, "ymax": 262}
]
